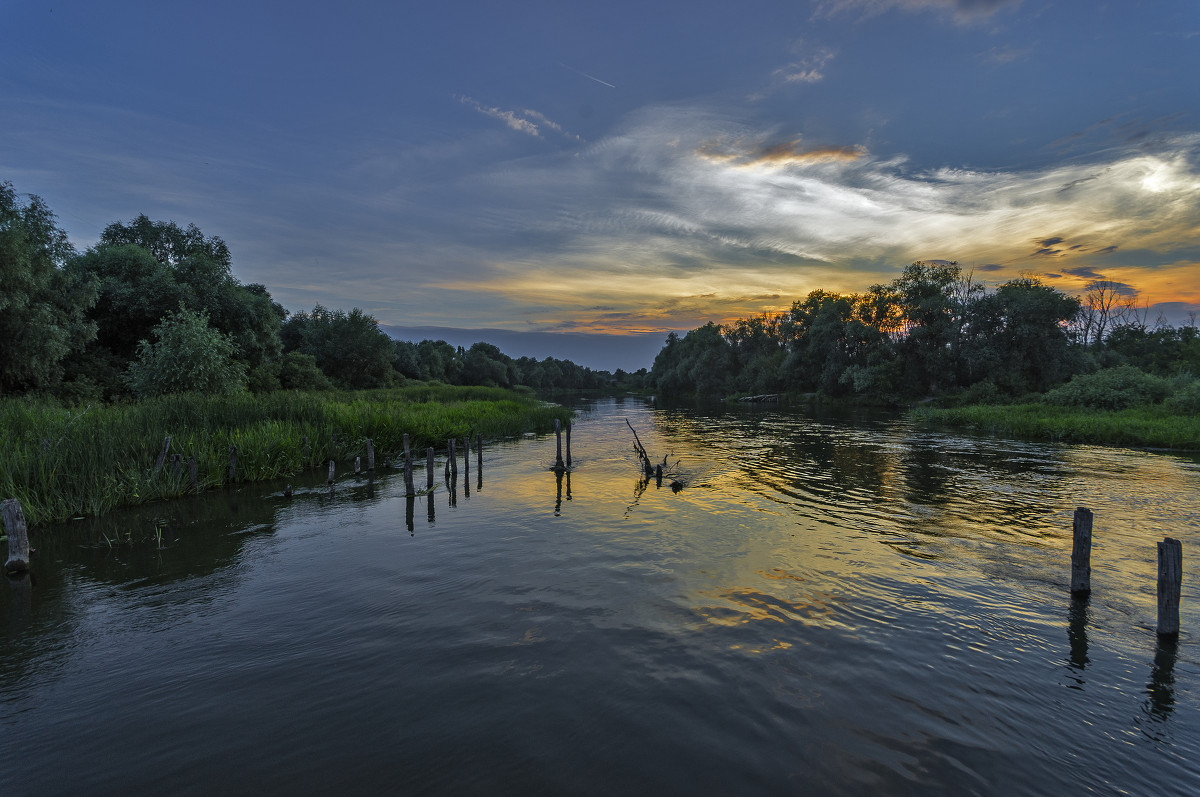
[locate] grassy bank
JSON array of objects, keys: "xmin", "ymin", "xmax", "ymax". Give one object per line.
[
  {"xmin": 1, "ymin": 385, "xmax": 571, "ymax": 527},
  {"xmin": 910, "ymin": 403, "xmax": 1200, "ymax": 450}
]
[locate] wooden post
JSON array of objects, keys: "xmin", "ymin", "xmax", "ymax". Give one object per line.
[
  {"xmin": 171, "ymin": 453, "xmax": 182, "ymax": 476},
  {"xmin": 354, "ymin": 456, "xmax": 362, "ymax": 474},
  {"xmin": 228, "ymin": 445, "xmax": 237, "ymax": 482},
  {"xmin": 154, "ymin": 436, "xmax": 172, "ymax": 473},
  {"xmin": 403, "ymin": 434, "xmax": 415, "ymax": 497},
  {"xmin": 405, "ymin": 495, "xmax": 415, "ymax": 533},
  {"xmin": 565, "ymin": 423, "xmax": 572, "ymax": 467},
  {"xmin": 1070, "ymin": 507, "xmax": 1092, "ymax": 596},
  {"xmin": 2, "ymin": 498, "xmax": 30, "ymax": 574},
  {"xmin": 463, "ymin": 436, "xmax": 470, "ymax": 476},
  {"xmin": 448, "ymin": 439, "xmax": 457, "ymax": 478},
  {"xmin": 366, "ymin": 438, "xmax": 375, "ymax": 473},
  {"xmin": 554, "ymin": 419, "xmax": 565, "ymax": 471},
  {"xmin": 426, "ymin": 447, "xmax": 435, "ymax": 489},
  {"xmin": 476, "ymin": 433, "xmax": 483, "ymax": 472},
  {"xmin": 328, "ymin": 459, "xmax": 336, "ymax": 485},
  {"xmin": 1157, "ymin": 537, "xmax": 1183, "ymax": 639}
]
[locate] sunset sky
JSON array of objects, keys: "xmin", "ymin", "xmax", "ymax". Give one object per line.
[{"xmin": 3, "ymin": 0, "xmax": 1199, "ymax": 368}]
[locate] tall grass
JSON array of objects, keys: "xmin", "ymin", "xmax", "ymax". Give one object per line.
[
  {"xmin": 0, "ymin": 386, "xmax": 571, "ymax": 527},
  {"xmin": 910, "ymin": 403, "xmax": 1200, "ymax": 450}
]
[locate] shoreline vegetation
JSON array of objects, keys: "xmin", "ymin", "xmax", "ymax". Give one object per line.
[
  {"xmin": 1, "ymin": 386, "xmax": 571, "ymax": 528},
  {"xmin": 909, "ymin": 403, "xmax": 1200, "ymax": 451}
]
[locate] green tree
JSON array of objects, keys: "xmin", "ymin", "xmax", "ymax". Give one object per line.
[
  {"xmin": 281, "ymin": 305, "xmax": 397, "ymax": 389},
  {"xmin": 124, "ymin": 306, "xmax": 248, "ymax": 398},
  {"xmin": 0, "ymin": 182, "xmax": 98, "ymax": 395}
]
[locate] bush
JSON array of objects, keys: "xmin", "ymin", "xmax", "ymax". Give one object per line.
[
  {"xmin": 277, "ymin": 351, "xmax": 333, "ymax": 391},
  {"xmin": 1042, "ymin": 366, "xmax": 1170, "ymax": 410},
  {"xmin": 1163, "ymin": 379, "xmax": 1200, "ymax": 415},
  {"xmin": 124, "ymin": 307, "xmax": 248, "ymax": 398}
]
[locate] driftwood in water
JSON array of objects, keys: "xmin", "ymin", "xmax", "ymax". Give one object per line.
[
  {"xmin": 738, "ymin": 394, "xmax": 780, "ymax": 403},
  {"xmin": 626, "ymin": 419, "xmax": 655, "ymax": 476}
]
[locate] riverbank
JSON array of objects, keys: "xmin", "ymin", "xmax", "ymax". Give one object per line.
[
  {"xmin": 1, "ymin": 385, "xmax": 571, "ymax": 527},
  {"xmin": 910, "ymin": 402, "xmax": 1200, "ymax": 450}
]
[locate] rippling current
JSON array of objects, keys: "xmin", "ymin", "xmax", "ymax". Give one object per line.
[{"xmin": 2, "ymin": 397, "xmax": 1198, "ymax": 795}]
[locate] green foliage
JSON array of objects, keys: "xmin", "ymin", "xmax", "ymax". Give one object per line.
[
  {"xmin": 282, "ymin": 305, "xmax": 398, "ymax": 389},
  {"xmin": 1042, "ymin": 366, "xmax": 1170, "ymax": 410},
  {"xmin": 912, "ymin": 402, "xmax": 1200, "ymax": 449},
  {"xmin": 0, "ymin": 386, "xmax": 571, "ymax": 526},
  {"xmin": 277, "ymin": 351, "xmax": 334, "ymax": 391},
  {"xmin": 0, "ymin": 181, "xmax": 98, "ymax": 394},
  {"xmin": 651, "ymin": 324, "xmax": 735, "ymax": 398},
  {"xmin": 124, "ymin": 307, "xmax": 249, "ymax": 398},
  {"xmin": 1163, "ymin": 379, "xmax": 1200, "ymax": 415}
]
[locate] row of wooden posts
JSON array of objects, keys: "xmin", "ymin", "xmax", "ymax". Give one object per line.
[
  {"xmin": 330, "ymin": 432, "xmax": 486, "ymax": 498},
  {"xmin": 1070, "ymin": 507, "xmax": 1184, "ymax": 640}
]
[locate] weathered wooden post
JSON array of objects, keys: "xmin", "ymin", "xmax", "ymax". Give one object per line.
[
  {"xmin": 405, "ymin": 495, "xmax": 415, "ymax": 533},
  {"xmin": 1157, "ymin": 538, "xmax": 1183, "ymax": 639},
  {"xmin": 463, "ymin": 436, "xmax": 470, "ymax": 477},
  {"xmin": 2, "ymin": 498, "xmax": 30, "ymax": 575},
  {"xmin": 554, "ymin": 419, "xmax": 565, "ymax": 471},
  {"xmin": 328, "ymin": 459, "xmax": 336, "ymax": 486},
  {"xmin": 565, "ymin": 423, "xmax": 572, "ymax": 467},
  {"xmin": 476, "ymin": 433, "xmax": 483, "ymax": 491},
  {"xmin": 154, "ymin": 436, "xmax": 172, "ymax": 473},
  {"xmin": 228, "ymin": 445, "xmax": 238, "ymax": 482},
  {"xmin": 426, "ymin": 447, "xmax": 435, "ymax": 489},
  {"xmin": 366, "ymin": 438, "xmax": 375, "ymax": 473},
  {"xmin": 1070, "ymin": 507, "xmax": 1093, "ymax": 596},
  {"xmin": 448, "ymin": 439, "xmax": 458, "ymax": 479},
  {"xmin": 354, "ymin": 456, "xmax": 362, "ymax": 475},
  {"xmin": 403, "ymin": 434, "xmax": 415, "ymax": 497}
]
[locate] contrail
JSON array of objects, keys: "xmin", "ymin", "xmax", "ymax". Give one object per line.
[{"xmin": 559, "ymin": 62, "xmax": 616, "ymax": 89}]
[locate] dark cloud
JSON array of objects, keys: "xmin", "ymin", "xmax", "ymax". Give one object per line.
[
  {"xmin": 1043, "ymin": 273, "xmax": 1062, "ymax": 279},
  {"xmin": 1084, "ymin": 279, "xmax": 1139, "ymax": 297},
  {"xmin": 976, "ymin": 264, "xmax": 1004, "ymax": 272},
  {"xmin": 1037, "ymin": 236, "xmax": 1065, "ymax": 247},
  {"xmin": 1062, "ymin": 266, "xmax": 1106, "ymax": 279},
  {"xmin": 1094, "ymin": 245, "xmax": 1118, "ymax": 254}
]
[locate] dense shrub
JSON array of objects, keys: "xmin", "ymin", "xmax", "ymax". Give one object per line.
[
  {"xmin": 124, "ymin": 307, "xmax": 248, "ymax": 398},
  {"xmin": 1163, "ymin": 379, "xmax": 1200, "ymax": 415},
  {"xmin": 1042, "ymin": 366, "xmax": 1170, "ymax": 410}
]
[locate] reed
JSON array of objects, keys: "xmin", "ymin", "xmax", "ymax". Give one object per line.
[
  {"xmin": 0, "ymin": 387, "xmax": 571, "ymax": 527},
  {"xmin": 911, "ymin": 403, "xmax": 1200, "ymax": 450}
]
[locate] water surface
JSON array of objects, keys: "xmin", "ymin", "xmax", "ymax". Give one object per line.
[{"xmin": 3, "ymin": 398, "xmax": 1198, "ymax": 794}]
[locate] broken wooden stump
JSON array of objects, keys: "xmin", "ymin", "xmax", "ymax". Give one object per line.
[{"xmin": 2, "ymin": 498, "xmax": 30, "ymax": 575}]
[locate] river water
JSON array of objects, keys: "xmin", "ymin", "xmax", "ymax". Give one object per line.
[{"xmin": 2, "ymin": 397, "xmax": 1198, "ymax": 795}]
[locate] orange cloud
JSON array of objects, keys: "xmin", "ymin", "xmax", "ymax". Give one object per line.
[{"xmin": 697, "ymin": 139, "xmax": 868, "ymax": 168}]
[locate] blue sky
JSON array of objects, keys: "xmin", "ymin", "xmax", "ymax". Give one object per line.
[{"xmin": 3, "ymin": 0, "xmax": 1199, "ymax": 368}]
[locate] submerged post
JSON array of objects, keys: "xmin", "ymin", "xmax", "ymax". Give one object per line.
[
  {"xmin": 1157, "ymin": 538, "xmax": 1183, "ymax": 639},
  {"xmin": 427, "ymin": 447, "xmax": 435, "ymax": 489},
  {"xmin": 403, "ymin": 434, "xmax": 415, "ymax": 497},
  {"xmin": 328, "ymin": 459, "xmax": 336, "ymax": 485},
  {"xmin": 355, "ymin": 456, "xmax": 361, "ymax": 475},
  {"xmin": 554, "ymin": 419, "xmax": 565, "ymax": 471},
  {"xmin": 449, "ymin": 438, "xmax": 457, "ymax": 478},
  {"xmin": 2, "ymin": 498, "xmax": 30, "ymax": 574},
  {"xmin": 476, "ymin": 433, "xmax": 483, "ymax": 472},
  {"xmin": 565, "ymin": 423, "xmax": 572, "ymax": 467},
  {"xmin": 366, "ymin": 438, "xmax": 375, "ymax": 473},
  {"xmin": 463, "ymin": 436, "xmax": 470, "ymax": 477},
  {"xmin": 1070, "ymin": 507, "xmax": 1093, "ymax": 596}
]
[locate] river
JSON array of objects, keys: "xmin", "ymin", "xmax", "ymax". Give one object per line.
[{"xmin": 2, "ymin": 397, "xmax": 1198, "ymax": 795}]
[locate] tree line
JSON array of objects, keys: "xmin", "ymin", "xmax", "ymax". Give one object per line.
[
  {"xmin": 1, "ymin": 181, "xmax": 647, "ymax": 401},
  {"xmin": 651, "ymin": 260, "xmax": 1200, "ymax": 404}
]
